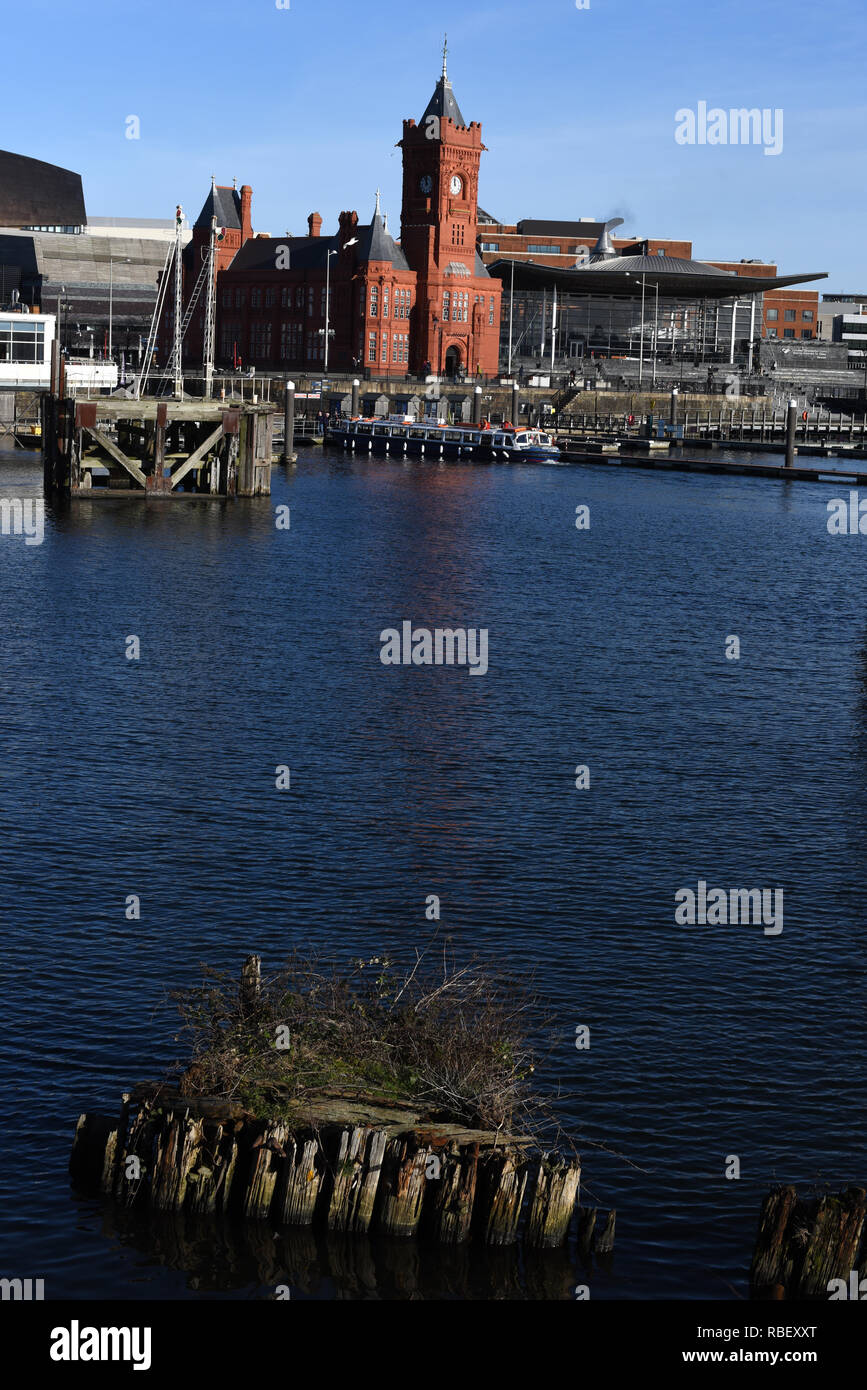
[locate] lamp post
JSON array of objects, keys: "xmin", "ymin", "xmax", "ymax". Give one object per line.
[
  {"xmin": 651, "ymin": 280, "xmax": 659, "ymax": 387},
  {"xmin": 507, "ymin": 257, "xmax": 515, "ymax": 376},
  {"xmin": 320, "ymin": 237, "xmax": 356, "ymax": 374},
  {"xmin": 108, "ymin": 257, "xmax": 131, "ymax": 363}
]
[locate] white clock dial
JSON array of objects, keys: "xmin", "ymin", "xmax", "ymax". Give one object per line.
[
  {"xmin": 419, "ymin": 174, "xmax": 433, "ymax": 194},
  {"xmin": 450, "ymin": 175, "xmax": 462, "ymax": 196}
]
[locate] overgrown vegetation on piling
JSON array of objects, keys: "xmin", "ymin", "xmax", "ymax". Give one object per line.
[{"xmin": 171, "ymin": 945, "xmax": 556, "ymax": 1140}]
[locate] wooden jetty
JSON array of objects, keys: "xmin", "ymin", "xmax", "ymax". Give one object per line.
[
  {"xmin": 42, "ymin": 396, "xmax": 275, "ymax": 498},
  {"xmin": 751, "ymin": 1185, "xmax": 867, "ymax": 1298}
]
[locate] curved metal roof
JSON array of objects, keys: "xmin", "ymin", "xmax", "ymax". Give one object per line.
[{"xmin": 487, "ymin": 256, "xmax": 827, "ymax": 300}]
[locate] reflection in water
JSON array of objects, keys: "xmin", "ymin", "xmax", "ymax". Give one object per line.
[{"xmin": 91, "ymin": 1200, "xmax": 595, "ymax": 1300}]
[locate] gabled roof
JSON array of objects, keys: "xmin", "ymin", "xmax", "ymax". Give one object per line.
[
  {"xmin": 195, "ymin": 183, "xmax": 242, "ymax": 231},
  {"xmin": 227, "ymin": 234, "xmax": 338, "ymax": 273},
  {"xmin": 219, "ymin": 215, "xmax": 411, "ymax": 275}
]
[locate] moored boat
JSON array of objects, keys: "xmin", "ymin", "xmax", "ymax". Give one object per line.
[{"xmin": 326, "ymin": 415, "xmax": 561, "ymax": 462}]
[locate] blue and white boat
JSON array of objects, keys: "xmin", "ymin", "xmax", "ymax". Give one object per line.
[{"xmin": 327, "ymin": 415, "xmax": 561, "ymax": 462}]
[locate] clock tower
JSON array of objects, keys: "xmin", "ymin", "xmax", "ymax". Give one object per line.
[{"xmin": 399, "ymin": 42, "xmax": 501, "ymax": 380}]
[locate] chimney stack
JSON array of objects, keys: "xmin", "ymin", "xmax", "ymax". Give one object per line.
[
  {"xmin": 308, "ymin": 211, "xmax": 322, "ymax": 238},
  {"xmin": 239, "ymin": 184, "xmax": 253, "ymax": 243}
]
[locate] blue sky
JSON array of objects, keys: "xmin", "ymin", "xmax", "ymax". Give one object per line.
[{"xmin": 6, "ymin": 0, "xmax": 865, "ymax": 290}]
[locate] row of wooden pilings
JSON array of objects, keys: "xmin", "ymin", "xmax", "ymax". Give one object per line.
[{"xmin": 70, "ymin": 1092, "xmax": 606, "ymax": 1252}]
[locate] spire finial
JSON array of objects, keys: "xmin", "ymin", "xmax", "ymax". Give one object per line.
[
  {"xmin": 232, "ymin": 175, "xmax": 237, "ymax": 189},
  {"xmin": 210, "ymin": 173, "xmax": 216, "ymax": 190},
  {"xmin": 374, "ymin": 187, "xmax": 381, "ymax": 218},
  {"xmin": 442, "ymin": 33, "xmax": 448, "ymax": 80}
]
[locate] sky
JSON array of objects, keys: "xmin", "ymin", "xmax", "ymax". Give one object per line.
[{"xmin": 5, "ymin": 0, "xmax": 865, "ymax": 291}]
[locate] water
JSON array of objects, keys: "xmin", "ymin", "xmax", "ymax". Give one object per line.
[{"xmin": 1, "ymin": 444, "xmax": 865, "ymax": 1300}]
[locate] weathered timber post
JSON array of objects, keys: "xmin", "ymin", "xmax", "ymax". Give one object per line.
[
  {"xmin": 473, "ymin": 385, "xmax": 483, "ymax": 426},
  {"xmin": 351, "ymin": 378, "xmax": 360, "ymax": 418},
  {"xmin": 239, "ymin": 954, "xmax": 261, "ymax": 1014},
  {"xmin": 282, "ymin": 379, "xmax": 295, "ymax": 463},
  {"xmin": 750, "ymin": 1185, "xmax": 867, "ymax": 1299},
  {"xmin": 784, "ymin": 398, "xmax": 797, "ymax": 468}
]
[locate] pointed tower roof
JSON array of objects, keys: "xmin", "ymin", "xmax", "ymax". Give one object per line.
[
  {"xmin": 420, "ymin": 36, "xmax": 467, "ymax": 128},
  {"xmin": 194, "ymin": 181, "xmax": 242, "ymax": 231},
  {"xmin": 357, "ymin": 195, "xmax": 410, "ymax": 270}
]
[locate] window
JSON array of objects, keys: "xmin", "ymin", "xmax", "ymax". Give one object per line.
[
  {"xmin": 219, "ymin": 321, "xmax": 241, "ymax": 357},
  {"xmin": 280, "ymin": 321, "xmax": 302, "ymax": 356},
  {"xmin": 802, "ymin": 310, "xmax": 814, "ymax": 321},
  {"xmin": 382, "ymin": 332, "xmax": 388, "ymax": 363},
  {"xmin": 489, "ymin": 295, "xmax": 495, "ymax": 325},
  {"xmin": 251, "ymin": 288, "xmax": 262, "ymax": 308},
  {"xmin": 0, "ymin": 320, "xmax": 45, "ymax": 363},
  {"xmin": 222, "ymin": 290, "xmax": 232, "ymax": 308},
  {"xmin": 767, "ymin": 328, "xmax": 778, "ymax": 338},
  {"xmin": 783, "ymin": 328, "xmax": 795, "ymax": 338},
  {"xmin": 234, "ymin": 289, "xmax": 245, "ymax": 307},
  {"xmin": 784, "ymin": 309, "xmax": 796, "ymax": 321},
  {"xmin": 480, "ymin": 242, "xmax": 499, "ymax": 252},
  {"xmin": 368, "ymin": 332, "xmax": 376, "ymax": 363},
  {"xmin": 370, "ymin": 285, "xmax": 378, "ymax": 317},
  {"xmin": 307, "ymin": 287, "xmax": 314, "ymax": 317},
  {"xmin": 443, "ymin": 291, "xmax": 450, "ymax": 321},
  {"xmin": 801, "ymin": 329, "xmax": 813, "ymax": 339},
  {"xmin": 383, "ymin": 287, "xmax": 389, "ymax": 319},
  {"xmin": 296, "ymin": 287, "xmax": 303, "ymax": 308},
  {"xmin": 527, "ymin": 244, "xmax": 560, "ymax": 254},
  {"xmin": 280, "ymin": 287, "xmax": 291, "ymax": 307},
  {"xmin": 265, "ymin": 288, "xmax": 276, "ymax": 308},
  {"xmin": 250, "ymin": 322, "xmax": 272, "ymax": 357},
  {"xmin": 766, "ymin": 309, "xmax": 778, "ymax": 321},
  {"xmin": 656, "ymin": 249, "xmax": 665, "ymax": 257},
  {"xmin": 320, "ymin": 286, "xmax": 326, "ymax": 317}
]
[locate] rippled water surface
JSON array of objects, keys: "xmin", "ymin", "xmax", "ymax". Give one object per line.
[{"xmin": 1, "ymin": 444, "xmax": 865, "ymax": 1299}]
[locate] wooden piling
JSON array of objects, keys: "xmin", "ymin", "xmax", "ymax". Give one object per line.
[
  {"xmin": 751, "ymin": 1185, "xmax": 867, "ymax": 1298},
  {"xmin": 524, "ymin": 1155, "xmax": 582, "ymax": 1248}
]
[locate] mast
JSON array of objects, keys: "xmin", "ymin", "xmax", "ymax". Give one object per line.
[
  {"xmin": 172, "ymin": 203, "xmax": 184, "ymax": 399},
  {"xmin": 202, "ymin": 214, "xmax": 217, "ymax": 399}
]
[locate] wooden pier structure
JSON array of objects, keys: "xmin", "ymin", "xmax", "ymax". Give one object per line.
[
  {"xmin": 70, "ymin": 1087, "xmax": 588, "ymax": 1251},
  {"xmin": 42, "ymin": 396, "xmax": 275, "ymax": 498},
  {"xmin": 69, "ymin": 956, "xmax": 595, "ymax": 1253}
]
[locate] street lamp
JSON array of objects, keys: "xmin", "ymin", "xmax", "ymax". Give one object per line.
[
  {"xmin": 320, "ymin": 237, "xmax": 357, "ymax": 374},
  {"xmin": 108, "ymin": 257, "xmax": 131, "ymax": 363}
]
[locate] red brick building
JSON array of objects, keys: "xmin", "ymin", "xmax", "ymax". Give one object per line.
[{"xmin": 171, "ymin": 54, "xmax": 501, "ymax": 380}]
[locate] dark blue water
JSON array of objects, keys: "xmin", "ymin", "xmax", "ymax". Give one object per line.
[{"xmin": 1, "ymin": 444, "xmax": 865, "ymax": 1299}]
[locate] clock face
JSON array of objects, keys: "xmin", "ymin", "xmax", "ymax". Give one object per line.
[
  {"xmin": 450, "ymin": 175, "xmax": 462, "ymax": 196},
  {"xmin": 419, "ymin": 174, "xmax": 433, "ymax": 194}
]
